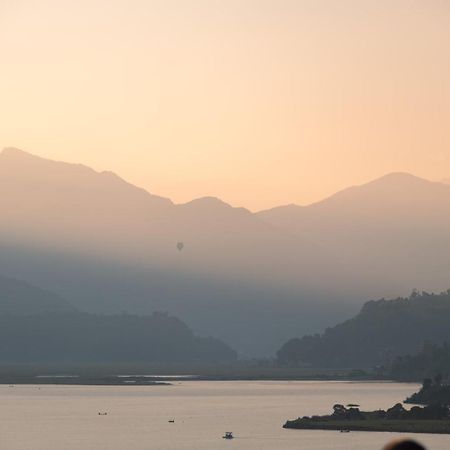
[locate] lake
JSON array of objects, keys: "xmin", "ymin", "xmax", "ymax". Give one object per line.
[{"xmin": 1, "ymin": 381, "xmax": 449, "ymax": 450}]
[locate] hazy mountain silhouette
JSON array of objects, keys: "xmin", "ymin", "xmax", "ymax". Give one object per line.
[
  {"xmin": 0, "ymin": 311, "xmax": 237, "ymax": 363},
  {"xmin": 0, "ymin": 147, "xmax": 322, "ymax": 280},
  {"xmin": 0, "ymin": 273, "xmax": 76, "ymax": 314},
  {"xmin": 0, "ymin": 270, "xmax": 236, "ymax": 363},
  {"xmin": 0, "ymin": 148, "xmax": 333, "ymax": 355},
  {"xmin": 2, "ymin": 148, "xmax": 450, "ymax": 355},
  {"xmin": 258, "ymin": 172, "xmax": 450, "ymax": 295},
  {"xmin": 0, "ymin": 147, "xmax": 173, "ymax": 258}
]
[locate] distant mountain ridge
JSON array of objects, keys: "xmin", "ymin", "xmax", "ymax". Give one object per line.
[
  {"xmin": 257, "ymin": 171, "xmax": 450, "ymax": 294},
  {"xmin": 2, "ymin": 147, "xmax": 450, "ymax": 355},
  {"xmin": 258, "ymin": 172, "xmax": 448, "ymax": 222}
]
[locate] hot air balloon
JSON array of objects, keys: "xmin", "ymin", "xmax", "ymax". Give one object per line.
[{"xmin": 176, "ymin": 242, "xmax": 184, "ymax": 251}]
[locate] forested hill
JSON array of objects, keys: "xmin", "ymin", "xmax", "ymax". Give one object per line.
[
  {"xmin": 390, "ymin": 344, "xmax": 450, "ymax": 381},
  {"xmin": 0, "ymin": 312, "xmax": 237, "ymax": 363},
  {"xmin": 277, "ymin": 291, "xmax": 450, "ymax": 368}
]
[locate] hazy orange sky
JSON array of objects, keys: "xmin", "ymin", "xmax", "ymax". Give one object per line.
[{"xmin": 1, "ymin": 0, "xmax": 449, "ymax": 210}]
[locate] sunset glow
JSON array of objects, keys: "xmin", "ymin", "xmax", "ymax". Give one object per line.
[{"xmin": 1, "ymin": 0, "xmax": 449, "ymax": 209}]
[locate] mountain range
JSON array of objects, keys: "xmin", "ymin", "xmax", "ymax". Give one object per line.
[{"xmin": 1, "ymin": 147, "xmax": 450, "ymax": 355}]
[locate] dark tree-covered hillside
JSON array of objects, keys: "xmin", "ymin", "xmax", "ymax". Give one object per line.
[
  {"xmin": 390, "ymin": 343, "xmax": 450, "ymax": 381},
  {"xmin": 277, "ymin": 291, "xmax": 450, "ymax": 368},
  {"xmin": 0, "ymin": 312, "xmax": 236, "ymax": 363}
]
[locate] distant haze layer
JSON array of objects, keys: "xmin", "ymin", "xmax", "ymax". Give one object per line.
[
  {"xmin": 2, "ymin": 148, "xmax": 450, "ymax": 356},
  {"xmin": 1, "ymin": 0, "xmax": 449, "ymax": 210}
]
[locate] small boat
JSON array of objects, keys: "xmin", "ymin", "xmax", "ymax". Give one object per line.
[
  {"xmin": 223, "ymin": 432, "xmax": 234, "ymax": 439},
  {"xmin": 340, "ymin": 429, "xmax": 350, "ymax": 433},
  {"xmin": 98, "ymin": 412, "xmax": 108, "ymax": 416},
  {"xmin": 168, "ymin": 419, "xmax": 175, "ymax": 423}
]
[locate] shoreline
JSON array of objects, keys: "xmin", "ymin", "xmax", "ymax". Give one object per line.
[
  {"xmin": 0, "ymin": 363, "xmax": 399, "ymax": 385},
  {"xmin": 283, "ymin": 419, "xmax": 450, "ymax": 435},
  {"xmin": 0, "ymin": 376, "xmax": 172, "ymax": 386},
  {"xmin": 0, "ymin": 375, "xmax": 399, "ymax": 386}
]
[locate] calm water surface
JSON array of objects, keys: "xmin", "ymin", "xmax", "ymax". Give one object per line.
[{"xmin": 0, "ymin": 381, "xmax": 449, "ymax": 450}]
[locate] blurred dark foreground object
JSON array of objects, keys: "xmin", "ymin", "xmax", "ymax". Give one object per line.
[{"xmin": 384, "ymin": 439, "xmax": 426, "ymax": 450}]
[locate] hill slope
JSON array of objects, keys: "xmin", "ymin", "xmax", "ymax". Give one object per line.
[
  {"xmin": 0, "ymin": 311, "xmax": 237, "ymax": 363},
  {"xmin": 277, "ymin": 291, "xmax": 450, "ymax": 368},
  {"xmin": 0, "ymin": 274, "xmax": 76, "ymax": 314}
]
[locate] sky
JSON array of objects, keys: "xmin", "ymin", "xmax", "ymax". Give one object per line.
[{"xmin": 1, "ymin": 0, "xmax": 449, "ymax": 210}]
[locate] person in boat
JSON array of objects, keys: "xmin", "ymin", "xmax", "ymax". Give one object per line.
[{"xmin": 384, "ymin": 439, "xmax": 425, "ymax": 450}]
